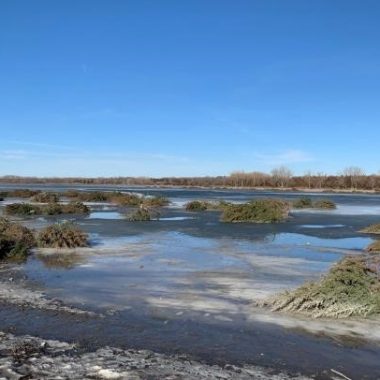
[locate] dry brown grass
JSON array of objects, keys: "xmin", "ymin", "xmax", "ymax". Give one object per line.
[{"xmin": 263, "ymin": 255, "xmax": 380, "ymax": 318}]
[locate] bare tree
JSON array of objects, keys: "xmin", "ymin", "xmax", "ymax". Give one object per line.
[
  {"xmin": 342, "ymin": 166, "xmax": 365, "ymax": 189},
  {"xmin": 271, "ymin": 166, "xmax": 293, "ymax": 188},
  {"xmin": 304, "ymin": 170, "xmax": 313, "ymax": 189}
]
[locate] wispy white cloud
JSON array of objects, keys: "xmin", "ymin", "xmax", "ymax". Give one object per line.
[
  {"xmin": 254, "ymin": 149, "xmax": 314, "ymax": 166},
  {"xmin": 0, "ymin": 149, "xmax": 28, "ymax": 160},
  {"xmin": 0, "ymin": 140, "xmax": 78, "ymax": 151}
]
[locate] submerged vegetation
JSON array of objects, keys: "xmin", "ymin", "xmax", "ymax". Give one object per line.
[
  {"xmin": 0, "ymin": 218, "xmax": 35, "ymax": 261},
  {"xmin": 264, "ymin": 255, "xmax": 380, "ymax": 318},
  {"xmin": 221, "ymin": 199, "xmax": 290, "ymax": 223},
  {"xmin": 5, "ymin": 202, "xmax": 90, "ymax": 216},
  {"xmin": 313, "ymin": 199, "xmax": 337, "ymax": 209},
  {"xmin": 37, "ymin": 251, "xmax": 85, "ymax": 269},
  {"xmin": 37, "ymin": 222, "xmax": 89, "ymax": 248},
  {"xmin": 292, "ymin": 197, "xmax": 336, "ymax": 210}
]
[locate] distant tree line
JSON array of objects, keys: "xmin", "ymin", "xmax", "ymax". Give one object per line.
[{"xmin": 1, "ymin": 166, "xmax": 380, "ymax": 191}]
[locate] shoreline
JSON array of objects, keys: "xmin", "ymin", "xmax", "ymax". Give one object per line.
[
  {"xmin": 1, "ymin": 260, "xmax": 380, "ymax": 379},
  {"xmin": 1, "ymin": 182, "xmax": 379, "ymax": 195}
]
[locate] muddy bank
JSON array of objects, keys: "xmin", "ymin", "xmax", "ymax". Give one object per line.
[{"xmin": 0, "ymin": 332, "xmax": 315, "ymax": 380}]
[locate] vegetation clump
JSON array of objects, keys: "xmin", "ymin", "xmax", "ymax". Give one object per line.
[
  {"xmin": 61, "ymin": 202, "xmax": 90, "ymax": 214},
  {"xmin": 185, "ymin": 201, "xmax": 209, "ymax": 212},
  {"xmin": 221, "ymin": 199, "xmax": 289, "ymax": 223},
  {"xmin": 109, "ymin": 192, "xmax": 143, "ymax": 206},
  {"xmin": 0, "ymin": 218, "xmax": 35, "ymax": 261},
  {"xmin": 64, "ymin": 190, "xmax": 170, "ymax": 207},
  {"xmin": 185, "ymin": 200, "xmax": 230, "ymax": 212},
  {"xmin": 313, "ymin": 199, "xmax": 336, "ymax": 209},
  {"xmin": 5, "ymin": 202, "xmax": 89, "ymax": 216},
  {"xmin": 37, "ymin": 222, "xmax": 89, "ymax": 248},
  {"xmin": 366, "ymin": 240, "xmax": 380, "ymax": 253},
  {"xmin": 142, "ymin": 196, "xmax": 169, "ymax": 207},
  {"xmin": 292, "ymin": 197, "xmax": 313, "ymax": 209},
  {"xmin": 32, "ymin": 192, "xmax": 59, "ymax": 203},
  {"xmin": 264, "ymin": 255, "xmax": 380, "ymax": 318},
  {"xmin": 361, "ymin": 223, "xmax": 380, "ymax": 235},
  {"xmin": 127, "ymin": 207, "xmax": 160, "ymax": 221},
  {"xmin": 291, "ymin": 197, "xmax": 336, "ymax": 210},
  {"xmin": 5, "ymin": 203, "xmax": 41, "ymax": 216},
  {"xmin": 65, "ymin": 191, "xmax": 108, "ymax": 202},
  {"xmin": 3, "ymin": 189, "xmax": 41, "ymax": 198}
]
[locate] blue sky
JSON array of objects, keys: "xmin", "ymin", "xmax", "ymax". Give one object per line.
[{"xmin": 0, "ymin": 0, "xmax": 379, "ymax": 177}]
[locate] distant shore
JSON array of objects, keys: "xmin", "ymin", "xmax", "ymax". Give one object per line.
[{"xmin": 0, "ymin": 181, "xmax": 379, "ymax": 195}]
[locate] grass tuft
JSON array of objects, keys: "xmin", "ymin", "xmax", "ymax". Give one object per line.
[
  {"xmin": 313, "ymin": 199, "xmax": 337, "ymax": 209},
  {"xmin": 37, "ymin": 222, "xmax": 89, "ymax": 248},
  {"xmin": 361, "ymin": 223, "xmax": 380, "ymax": 235},
  {"xmin": 32, "ymin": 192, "xmax": 59, "ymax": 203},
  {"xmin": 292, "ymin": 197, "xmax": 313, "ymax": 209},
  {"xmin": 0, "ymin": 218, "xmax": 35, "ymax": 261},
  {"xmin": 142, "ymin": 196, "xmax": 169, "ymax": 207},
  {"xmin": 127, "ymin": 207, "xmax": 160, "ymax": 221},
  {"xmin": 221, "ymin": 199, "xmax": 289, "ymax": 223},
  {"xmin": 5, "ymin": 202, "xmax": 89, "ymax": 216},
  {"xmin": 185, "ymin": 201, "xmax": 208, "ymax": 211},
  {"xmin": 263, "ymin": 255, "xmax": 380, "ymax": 318},
  {"xmin": 366, "ymin": 240, "xmax": 380, "ymax": 253}
]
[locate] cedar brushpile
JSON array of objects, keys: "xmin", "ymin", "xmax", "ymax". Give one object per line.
[
  {"xmin": 142, "ymin": 196, "xmax": 169, "ymax": 207},
  {"xmin": 37, "ymin": 222, "xmax": 89, "ymax": 248},
  {"xmin": 292, "ymin": 197, "xmax": 313, "ymax": 209},
  {"xmin": 0, "ymin": 218, "xmax": 35, "ymax": 261},
  {"xmin": 5, "ymin": 202, "xmax": 89, "ymax": 216},
  {"xmin": 221, "ymin": 199, "xmax": 290, "ymax": 223},
  {"xmin": 292, "ymin": 197, "xmax": 336, "ymax": 210},
  {"xmin": 31, "ymin": 192, "xmax": 60, "ymax": 203},
  {"xmin": 313, "ymin": 199, "xmax": 337, "ymax": 209},
  {"xmin": 185, "ymin": 201, "xmax": 208, "ymax": 211},
  {"xmin": 1, "ymin": 189, "xmax": 41, "ymax": 198},
  {"xmin": 185, "ymin": 200, "xmax": 230, "ymax": 212},
  {"xmin": 127, "ymin": 207, "xmax": 161, "ymax": 221},
  {"xmin": 263, "ymin": 255, "xmax": 380, "ymax": 318},
  {"xmin": 361, "ymin": 223, "xmax": 380, "ymax": 235}
]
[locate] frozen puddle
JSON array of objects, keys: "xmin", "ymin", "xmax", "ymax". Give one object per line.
[
  {"xmin": 300, "ymin": 224, "xmax": 345, "ymax": 229},
  {"xmin": 293, "ymin": 204, "xmax": 380, "ymax": 215},
  {"xmin": 88, "ymin": 212, "xmax": 124, "ymax": 220},
  {"xmin": 160, "ymin": 216, "xmax": 195, "ymax": 221},
  {"xmin": 25, "ymin": 231, "xmax": 350, "ymax": 315},
  {"xmin": 269, "ymin": 233, "xmax": 372, "ymax": 250}
]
